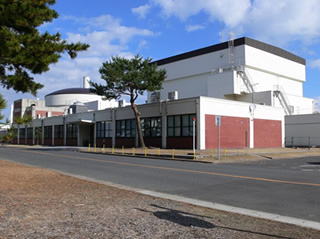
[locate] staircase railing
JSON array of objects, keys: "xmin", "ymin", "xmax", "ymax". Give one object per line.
[{"xmin": 273, "ymin": 85, "xmax": 293, "ymax": 115}]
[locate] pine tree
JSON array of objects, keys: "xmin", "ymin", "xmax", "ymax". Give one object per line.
[
  {"xmin": 0, "ymin": 0, "xmax": 89, "ymax": 95},
  {"xmin": 91, "ymin": 55, "xmax": 166, "ymax": 148}
]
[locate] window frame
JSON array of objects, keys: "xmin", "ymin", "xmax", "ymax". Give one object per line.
[
  {"xmin": 141, "ymin": 117, "xmax": 162, "ymax": 137},
  {"xmin": 167, "ymin": 114, "xmax": 196, "ymax": 137},
  {"xmin": 116, "ymin": 119, "xmax": 136, "ymax": 138},
  {"xmin": 96, "ymin": 121, "xmax": 112, "ymax": 138}
]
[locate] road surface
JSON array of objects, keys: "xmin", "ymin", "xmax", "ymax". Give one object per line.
[{"xmin": 1, "ymin": 146, "xmax": 319, "ymax": 224}]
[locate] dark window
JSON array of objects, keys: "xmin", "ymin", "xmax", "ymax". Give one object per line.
[
  {"xmin": 27, "ymin": 128, "xmax": 33, "ymax": 139},
  {"xmin": 54, "ymin": 125, "xmax": 64, "ymax": 139},
  {"xmin": 167, "ymin": 114, "xmax": 196, "ymax": 137},
  {"xmin": 44, "ymin": 126, "xmax": 52, "ymax": 139},
  {"xmin": 116, "ymin": 119, "xmax": 135, "ymax": 138},
  {"xmin": 141, "ymin": 117, "xmax": 162, "ymax": 137},
  {"xmin": 67, "ymin": 124, "xmax": 77, "ymax": 139},
  {"xmin": 96, "ymin": 121, "xmax": 112, "ymax": 138},
  {"xmin": 19, "ymin": 128, "xmax": 25, "ymax": 138},
  {"xmin": 35, "ymin": 127, "xmax": 42, "ymax": 140}
]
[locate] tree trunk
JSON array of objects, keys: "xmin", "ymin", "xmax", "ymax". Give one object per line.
[{"xmin": 131, "ymin": 101, "xmax": 145, "ymax": 148}]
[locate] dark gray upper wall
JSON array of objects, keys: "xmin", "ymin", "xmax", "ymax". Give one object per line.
[{"xmin": 153, "ymin": 37, "xmax": 306, "ymax": 66}]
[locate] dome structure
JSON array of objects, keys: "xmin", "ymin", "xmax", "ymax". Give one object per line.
[
  {"xmin": 45, "ymin": 76, "xmax": 103, "ymax": 107},
  {"xmin": 45, "ymin": 87, "xmax": 103, "ymax": 107}
]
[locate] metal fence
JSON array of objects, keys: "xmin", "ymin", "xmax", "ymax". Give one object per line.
[{"xmin": 285, "ymin": 137, "xmax": 320, "ymax": 148}]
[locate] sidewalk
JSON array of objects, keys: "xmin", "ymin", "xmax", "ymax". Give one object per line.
[{"xmin": 3, "ymin": 143, "xmax": 320, "ymax": 163}]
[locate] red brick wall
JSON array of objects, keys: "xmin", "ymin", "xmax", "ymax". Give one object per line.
[
  {"xmin": 35, "ymin": 110, "xmax": 48, "ymax": 118},
  {"xmin": 254, "ymin": 119, "xmax": 282, "ymax": 148},
  {"xmin": 205, "ymin": 115, "xmax": 250, "ymax": 149},
  {"xmin": 51, "ymin": 112, "xmax": 64, "ymax": 116}
]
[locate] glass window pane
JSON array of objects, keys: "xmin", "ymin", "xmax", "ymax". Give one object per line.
[
  {"xmin": 151, "ymin": 128, "xmax": 156, "ymax": 137},
  {"xmin": 175, "ymin": 127, "xmax": 181, "ymax": 136},
  {"xmin": 126, "ymin": 120, "xmax": 131, "ymax": 129},
  {"xmin": 182, "ymin": 127, "xmax": 189, "ymax": 136},
  {"xmin": 182, "ymin": 115, "xmax": 189, "ymax": 127},
  {"xmin": 168, "ymin": 116, "xmax": 174, "ymax": 127},
  {"xmin": 168, "ymin": 128, "xmax": 174, "ymax": 137},
  {"xmin": 175, "ymin": 116, "xmax": 181, "ymax": 127}
]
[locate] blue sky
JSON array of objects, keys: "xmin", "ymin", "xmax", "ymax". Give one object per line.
[{"xmin": 2, "ymin": 0, "xmax": 320, "ymax": 119}]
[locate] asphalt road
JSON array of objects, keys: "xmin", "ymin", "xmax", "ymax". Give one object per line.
[{"xmin": 1, "ymin": 146, "xmax": 320, "ymax": 223}]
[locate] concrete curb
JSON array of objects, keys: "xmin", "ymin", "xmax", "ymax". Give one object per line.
[{"xmin": 19, "ymin": 166, "xmax": 320, "ymax": 232}]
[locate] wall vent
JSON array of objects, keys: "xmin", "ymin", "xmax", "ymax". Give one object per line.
[{"xmin": 168, "ymin": 91, "xmax": 178, "ymax": 100}]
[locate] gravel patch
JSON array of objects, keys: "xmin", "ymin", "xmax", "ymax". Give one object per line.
[{"xmin": 0, "ymin": 160, "xmax": 319, "ymax": 238}]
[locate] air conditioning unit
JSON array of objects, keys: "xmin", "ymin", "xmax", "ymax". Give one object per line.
[
  {"xmin": 150, "ymin": 92, "xmax": 160, "ymax": 103},
  {"xmin": 118, "ymin": 100, "xmax": 125, "ymax": 107},
  {"xmin": 168, "ymin": 91, "xmax": 178, "ymax": 101}
]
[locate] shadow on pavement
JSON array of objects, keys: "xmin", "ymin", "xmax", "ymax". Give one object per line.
[{"xmin": 136, "ymin": 204, "xmax": 292, "ymax": 238}]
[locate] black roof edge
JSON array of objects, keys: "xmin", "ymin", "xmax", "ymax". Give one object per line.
[{"xmin": 152, "ymin": 37, "xmax": 305, "ymax": 66}]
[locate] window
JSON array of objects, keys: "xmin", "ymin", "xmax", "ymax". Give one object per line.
[
  {"xmin": 35, "ymin": 127, "xmax": 42, "ymax": 140},
  {"xmin": 54, "ymin": 125, "xmax": 64, "ymax": 139},
  {"xmin": 96, "ymin": 121, "xmax": 112, "ymax": 138},
  {"xmin": 44, "ymin": 126, "xmax": 52, "ymax": 139},
  {"xmin": 19, "ymin": 128, "xmax": 25, "ymax": 138},
  {"xmin": 116, "ymin": 119, "xmax": 136, "ymax": 138},
  {"xmin": 67, "ymin": 124, "xmax": 77, "ymax": 139},
  {"xmin": 167, "ymin": 114, "xmax": 196, "ymax": 137},
  {"xmin": 141, "ymin": 117, "xmax": 162, "ymax": 137},
  {"xmin": 27, "ymin": 128, "xmax": 33, "ymax": 139}
]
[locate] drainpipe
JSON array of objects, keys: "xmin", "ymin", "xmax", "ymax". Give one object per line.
[
  {"xmin": 111, "ymin": 108, "xmax": 116, "ymax": 147},
  {"xmin": 41, "ymin": 119, "xmax": 44, "ymax": 145},
  {"xmin": 52, "ymin": 125, "xmax": 55, "ymax": 146},
  {"xmin": 196, "ymin": 98, "xmax": 200, "ymax": 150},
  {"xmin": 63, "ymin": 115, "xmax": 67, "ymax": 146}
]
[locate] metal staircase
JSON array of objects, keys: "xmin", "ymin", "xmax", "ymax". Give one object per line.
[
  {"xmin": 236, "ymin": 66, "xmax": 255, "ymax": 93},
  {"xmin": 273, "ymin": 85, "xmax": 293, "ymax": 115}
]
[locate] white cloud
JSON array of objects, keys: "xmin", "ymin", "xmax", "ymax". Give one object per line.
[
  {"xmin": 151, "ymin": 0, "xmax": 320, "ymax": 45},
  {"xmin": 152, "ymin": 0, "xmax": 250, "ymax": 27},
  {"xmin": 132, "ymin": 4, "xmax": 151, "ymax": 19},
  {"xmin": 0, "ymin": 14, "xmax": 156, "ymax": 120},
  {"xmin": 313, "ymin": 96, "xmax": 320, "ymax": 113},
  {"xmin": 185, "ymin": 24, "xmax": 205, "ymax": 32},
  {"xmin": 309, "ymin": 59, "xmax": 320, "ymax": 69}
]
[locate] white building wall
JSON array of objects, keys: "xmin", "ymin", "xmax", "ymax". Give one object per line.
[
  {"xmin": 150, "ymin": 39, "xmax": 312, "ymax": 116},
  {"xmin": 244, "ymin": 68, "xmax": 303, "ymax": 96},
  {"xmin": 199, "ymin": 96, "xmax": 285, "ymax": 149},
  {"xmin": 244, "ymin": 45, "xmax": 305, "ymax": 83}
]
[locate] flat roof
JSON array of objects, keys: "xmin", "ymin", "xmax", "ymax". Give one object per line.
[{"xmin": 153, "ymin": 37, "xmax": 306, "ymax": 66}]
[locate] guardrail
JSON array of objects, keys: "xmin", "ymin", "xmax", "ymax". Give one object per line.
[{"xmin": 285, "ymin": 137, "xmax": 320, "ymax": 148}]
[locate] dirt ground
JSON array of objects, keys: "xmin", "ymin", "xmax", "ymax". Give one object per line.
[{"xmin": 0, "ymin": 161, "xmax": 319, "ymax": 238}]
